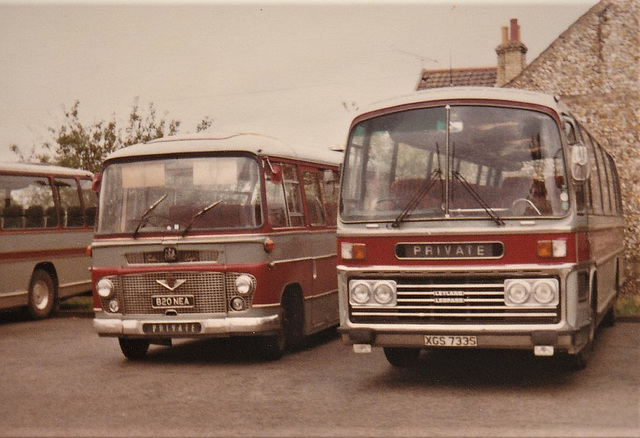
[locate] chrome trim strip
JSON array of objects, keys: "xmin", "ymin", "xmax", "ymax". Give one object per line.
[
  {"xmin": 351, "ymin": 311, "xmax": 557, "ymax": 318},
  {"xmin": 268, "ymin": 253, "xmax": 337, "ymax": 268}
]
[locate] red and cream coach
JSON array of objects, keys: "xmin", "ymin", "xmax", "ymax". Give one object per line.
[
  {"xmin": 90, "ymin": 133, "xmax": 341, "ymax": 360},
  {"xmin": 0, "ymin": 162, "xmax": 96, "ymax": 319},
  {"xmin": 337, "ymin": 87, "xmax": 624, "ymax": 369}
]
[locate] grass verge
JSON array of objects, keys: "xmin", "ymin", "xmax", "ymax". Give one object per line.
[
  {"xmin": 617, "ymin": 294, "xmax": 640, "ymax": 317},
  {"xmin": 59, "ymin": 294, "xmax": 94, "ymax": 312}
]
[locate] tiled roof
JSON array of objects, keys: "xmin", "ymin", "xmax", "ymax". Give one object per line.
[{"xmin": 416, "ymin": 67, "xmax": 497, "ymax": 90}]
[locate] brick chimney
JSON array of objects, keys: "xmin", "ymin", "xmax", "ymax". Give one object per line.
[{"xmin": 495, "ymin": 18, "xmax": 528, "ymax": 86}]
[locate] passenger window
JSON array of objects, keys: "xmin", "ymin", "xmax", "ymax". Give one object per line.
[
  {"xmin": 594, "ymin": 142, "xmax": 611, "ymax": 215},
  {"xmin": 600, "ymin": 149, "xmax": 616, "ymax": 215},
  {"xmin": 0, "ymin": 175, "xmax": 56, "ymax": 229},
  {"xmin": 282, "ymin": 164, "xmax": 304, "ymax": 227},
  {"xmin": 321, "ymin": 169, "xmax": 339, "ymax": 226},
  {"xmin": 265, "ymin": 163, "xmax": 304, "ymax": 228},
  {"xmin": 56, "ymin": 178, "xmax": 83, "ymax": 227},
  {"xmin": 303, "ymin": 171, "xmax": 326, "ymax": 226},
  {"xmin": 586, "ymin": 137, "xmax": 602, "ymax": 215},
  {"xmin": 608, "ymin": 156, "xmax": 622, "ymax": 213},
  {"xmin": 80, "ymin": 179, "xmax": 98, "ymax": 226},
  {"xmin": 266, "ymin": 166, "xmax": 287, "ymax": 228}
]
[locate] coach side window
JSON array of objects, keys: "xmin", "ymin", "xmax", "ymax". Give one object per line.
[
  {"xmin": 597, "ymin": 146, "xmax": 612, "ymax": 215},
  {"xmin": 321, "ymin": 169, "xmax": 339, "ymax": 226},
  {"xmin": 265, "ymin": 162, "xmax": 304, "ymax": 228},
  {"xmin": 0, "ymin": 175, "xmax": 56, "ymax": 229},
  {"xmin": 608, "ymin": 156, "xmax": 622, "ymax": 214},
  {"xmin": 585, "ymin": 135, "xmax": 603, "ymax": 215},
  {"xmin": 80, "ymin": 178, "xmax": 98, "ymax": 226},
  {"xmin": 56, "ymin": 178, "xmax": 84, "ymax": 227},
  {"xmin": 303, "ymin": 170, "xmax": 326, "ymax": 226}
]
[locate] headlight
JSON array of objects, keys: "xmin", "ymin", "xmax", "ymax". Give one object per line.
[
  {"xmin": 505, "ymin": 280, "xmax": 530, "ymax": 304},
  {"xmin": 349, "ymin": 280, "xmax": 397, "ymax": 306},
  {"xmin": 230, "ymin": 297, "xmax": 245, "ymax": 311},
  {"xmin": 504, "ymin": 278, "xmax": 559, "ymax": 306},
  {"xmin": 373, "ymin": 281, "xmax": 397, "ymax": 305},
  {"xmin": 533, "ymin": 279, "xmax": 559, "ymax": 305},
  {"xmin": 235, "ymin": 275, "xmax": 254, "ymax": 295},
  {"xmin": 108, "ymin": 299, "xmax": 120, "ymax": 313},
  {"xmin": 97, "ymin": 278, "xmax": 115, "ymax": 299},
  {"xmin": 350, "ymin": 281, "xmax": 371, "ymax": 305}
]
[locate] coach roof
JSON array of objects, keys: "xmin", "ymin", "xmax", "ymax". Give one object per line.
[
  {"xmin": 0, "ymin": 161, "xmax": 92, "ymax": 177},
  {"xmin": 355, "ymin": 87, "xmax": 567, "ymax": 120},
  {"xmin": 104, "ymin": 132, "xmax": 342, "ymax": 167}
]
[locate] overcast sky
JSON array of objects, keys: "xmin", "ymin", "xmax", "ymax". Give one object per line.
[{"xmin": 0, "ymin": 0, "xmax": 598, "ymax": 164}]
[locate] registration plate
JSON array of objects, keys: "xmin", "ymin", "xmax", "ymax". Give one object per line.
[
  {"xmin": 151, "ymin": 295, "xmax": 195, "ymax": 308},
  {"xmin": 143, "ymin": 322, "xmax": 202, "ymax": 334},
  {"xmin": 424, "ymin": 335, "xmax": 478, "ymax": 347}
]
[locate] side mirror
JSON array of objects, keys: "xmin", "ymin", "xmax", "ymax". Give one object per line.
[
  {"xmin": 570, "ymin": 143, "xmax": 590, "ymax": 182},
  {"xmin": 92, "ymin": 173, "xmax": 102, "ymax": 193}
]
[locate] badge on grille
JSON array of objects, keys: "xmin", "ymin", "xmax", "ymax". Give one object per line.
[
  {"xmin": 164, "ymin": 247, "xmax": 178, "ymax": 263},
  {"xmin": 156, "ymin": 275, "xmax": 186, "ymax": 292}
]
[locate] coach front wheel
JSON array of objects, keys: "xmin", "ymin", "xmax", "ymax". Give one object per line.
[
  {"xmin": 27, "ymin": 269, "xmax": 56, "ymax": 320},
  {"xmin": 383, "ymin": 347, "xmax": 421, "ymax": 367},
  {"xmin": 119, "ymin": 338, "xmax": 150, "ymax": 360}
]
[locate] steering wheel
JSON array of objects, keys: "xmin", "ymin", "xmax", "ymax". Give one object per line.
[{"xmin": 511, "ymin": 198, "xmax": 542, "ymax": 216}]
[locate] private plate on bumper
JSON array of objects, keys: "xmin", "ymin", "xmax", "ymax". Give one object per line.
[{"xmin": 142, "ymin": 322, "xmax": 202, "ymax": 334}]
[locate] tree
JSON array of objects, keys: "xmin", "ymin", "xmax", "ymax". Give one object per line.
[{"xmin": 11, "ymin": 98, "xmax": 210, "ymax": 173}]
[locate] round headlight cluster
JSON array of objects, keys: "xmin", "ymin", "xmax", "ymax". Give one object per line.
[
  {"xmin": 229, "ymin": 274, "xmax": 255, "ymax": 312},
  {"xmin": 506, "ymin": 280, "xmax": 530, "ymax": 304},
  {"xmin": 351, "ymin": 282, "xmax": 372, "ymax": 305},
  {"xmin": 230, "ymin": 297, "xmax": 245, "ymax": 311},
  {"xmin": 349, "ymin": 280, "xmax": 397, "ymax": 307},
  {"xmin": 373, "ymin": 282, "xmax": 395, "ymax": 305},
  {"xmin": 97, "ymin": 278, "xmax": 115, "ymax": 299},
  {"xmin": 533, "ymin": 280, "xmax": 556, "ymax": 304},
  {"xmin": 108, "ymin": 300, "xmax": 120, "ymax": 313},
  {"xmin": 504, "ymin": 278, "xmax": 559, "ymax": 307},
  {"xmin": 235, "ymin": 274, "xmax": 255, "ymax": 295}
]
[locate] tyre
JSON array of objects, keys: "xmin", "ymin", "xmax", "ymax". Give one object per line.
[
  {"xmin": 282, "ymin": 291, "xmax": 305, "ymax": 349},
  {"xmin": 383, "ymin": 347, "xmax": 421, "ymax": 367},
  {"xmin": 27, "ymin": 269, "xmax": 56, "ymax": 320},
  {"xmin": 119, "ymin": 338, "xmax": 150, "ymax": 360},
  {"xmin": 258, "ymin": 290, "xmax": 306, "ymax": 361},
  {"xmin": 257, "ymin": 331, "xmax": 286, "ymax": 361},
  {"xmin": 566, "ymin": 306, "xmax": 596, "ymax": 370},
  {"xmin": 601, "ymin": 303, "xmax": 616, "ymax": 328}
]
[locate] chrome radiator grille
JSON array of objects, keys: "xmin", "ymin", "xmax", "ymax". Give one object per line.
[
  {"xmin": 103, "ymin": 272, "xmax": 250, "ymax": 315},
  {"xmin": 349, "ymin": 276, "xmax": 560, "ymax": 324}
]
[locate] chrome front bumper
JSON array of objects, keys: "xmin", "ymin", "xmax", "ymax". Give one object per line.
[{"xmin": 93, "ymin": 312, "xmax": 281, "ymax": 338}]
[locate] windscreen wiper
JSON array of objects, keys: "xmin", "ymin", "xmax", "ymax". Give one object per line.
[
  {"xmin": 132, "ymin": 194, "xmax": 168, "ymax": 238},
  {"xmin": 181, "ymin": 200, "xmax": 223, "ymax": 236},
  {"xmin": 392, "ymin": 170, "xmax": 441, "ymax": 228},
  {"xmin": 452, "ymin": 171, "xmax": 505, "ymax": 226}
]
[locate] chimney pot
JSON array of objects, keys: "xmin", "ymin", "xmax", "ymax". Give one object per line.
[
  {"xmin": 501, "ymin": 26, "xmax": 508, "ymax": 44},
  {"xmin": 510, "ymin": 18, "xmax": 519, "ymax": 41}
]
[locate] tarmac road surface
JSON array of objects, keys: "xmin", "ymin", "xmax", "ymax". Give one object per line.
[{"xmin": 0, "ymin": 311, "xmax": 638, "ymax": 437}]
